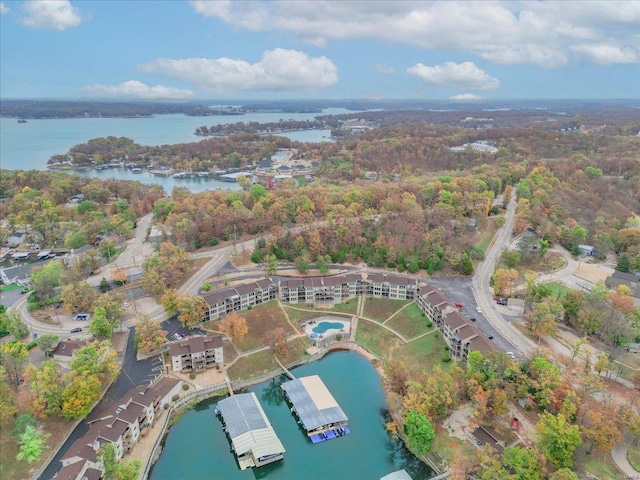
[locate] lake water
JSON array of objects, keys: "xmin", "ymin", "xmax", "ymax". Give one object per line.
[
  {"xmin": 149, "ymin": 351, "xmax": 434, "ymax": 480},
  {"xmin": 0, "ymin": 109, "xmax": 345, "ymax": 191}
]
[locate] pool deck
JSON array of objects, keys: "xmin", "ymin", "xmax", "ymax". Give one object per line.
[{"xmin": 302, "ymin": 315, "xmax": 351, "ymax": 339}]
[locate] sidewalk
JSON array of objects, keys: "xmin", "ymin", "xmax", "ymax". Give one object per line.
[{"xmin": 612, "ymin": 433, "xmax": 639, "ymax": 479}]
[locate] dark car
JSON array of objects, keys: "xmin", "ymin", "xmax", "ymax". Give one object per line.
[{"xmin": 70, "ymin": 327, "xmax": 83, "ymax": 333}]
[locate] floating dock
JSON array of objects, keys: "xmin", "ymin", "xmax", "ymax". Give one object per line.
[
  {"xmin": 216, "ymin": 393, "xmax": 285, "ymax": 470},
  {"xmin": 281, "ymin": 375, "xmax": 350, "ymax": 443}
]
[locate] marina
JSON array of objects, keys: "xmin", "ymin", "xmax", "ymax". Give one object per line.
[
  {"xmin": 216, "ymin": 393, "xmax": 286, "ymax": 470},
  {"xmin": 281, "ymin": 375, "xmax": 350, "ymax": 444}
]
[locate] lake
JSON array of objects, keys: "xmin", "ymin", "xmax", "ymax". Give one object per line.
[
  {"xmin": 149, "ymin": 351, "xmax": 434, "ymax": 480},
  {"xmin": 0, "ymin": 109, "xmax": 346, "ymax": 191}
]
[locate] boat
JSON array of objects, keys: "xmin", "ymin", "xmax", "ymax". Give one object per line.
[
  {"xmin": 172, "ymin": 172, "xmax": 186, "ymax": 178},
  {"xmin": 197, "ymin": 172, "xmax": 209, "ymax": 177},
  {"xmin": 131, "ymin": 168, "xmax": 143, "ymax": 174},
  {"xmin": 17, "ymin": 119, "xmax": 27, "ymax": 123}
]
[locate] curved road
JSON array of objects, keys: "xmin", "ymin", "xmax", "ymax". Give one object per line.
[{"xmin": 472, "ymin": 194, "xmax": 537, "ymax": 358}]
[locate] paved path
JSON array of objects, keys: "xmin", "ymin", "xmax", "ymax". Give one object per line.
[{"xmin": 612, "ymin": 432, "xmax": 639, "ymax": 478}]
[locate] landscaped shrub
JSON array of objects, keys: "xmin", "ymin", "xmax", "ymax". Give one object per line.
[
  {"xmin": 426, "ymin": 321, "xmax": 433, "ymax": 328},
  {"xmin": 172, "ymin": 394, "xmax": 179, "ymax": 402},
  {"xmin": 164, "ymin": 403, "xmax": 169, "ymax": 410},
  {"xmin": 444, "ymin": 345, "xmax": 449, "ymax": 351},
  {"xmin": 441, "ymin": 356, "xmax": 452, "ymax": 363},
  {"xmin": 182, "ymin": 384, "xmax": 189, "ymax": 391},
  {"xmin": 189, "ymin": 372, "xmax": 196, "ymax": 380}
]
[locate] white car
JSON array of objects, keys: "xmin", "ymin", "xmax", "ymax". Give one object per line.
[{"xmin": 476, "ymin": 306, "xmax": 482, "ymax": 313}]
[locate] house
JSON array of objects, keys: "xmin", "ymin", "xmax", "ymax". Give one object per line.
[
  {"xmin": 149, "ymin": 225, "xmax": 172, "ymax": 244},
  {"xmin": 170, "ymin": 335, "xmax": 224, "ymax": 372},
  {"xmin": 578, "ymin": 245, "xmax": 595, "ymax": 256},
  {"xmin": 605, "ymin": 270, "xmax": 640, "ymax": 298},
  {"xmin": 52, "ymin": 340, "xmax": 86, "ymax": 366},
  {"xmin": 0, "ymin": 264, "xmax": 33, "ymax": 285},
  {"xmin": 5, "ymin": 232, "xmax": 26, "ymax": 248},
  {"xmin": 472, "ymin": 425, "xmax": 505, "ymax": 453}
]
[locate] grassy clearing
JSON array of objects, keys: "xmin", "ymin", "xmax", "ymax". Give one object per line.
[
  {"xmin": 474, "ymin": 217, "xmax": 500, "ymax": 253},
  {"xmin": 581, "ymin": 454, "xmax": 626, "ymax": 480},
  {"xmin": 385, "ymin": 303, "xmax": 433, "ymax": 339},
  {"xmin": 362, "ymin": 298, "xmax": 410, "ymax": 323},
  {"xmin": 278, "ymin": 336, "xmax": 313, "ymax": 365},
  {"xmin": 391, "ymin": 332, "xmax": 450, "ymax": 378},
  {"xmin": 1, "ymin": 283, "xmax": 22, "ymax": 292},
  {"xmin": 546, "ymin": 282, "xmax": 569, "ymax": 300},
  {"xmin": 329, "ymin": 298, "xmax": 358, "ymax": 315},
  {"xmin": 355, "ymin": 320, "xmax": 402, "ymax": 358},
  {"xmin": 227, "ymin": 350, "xmax": 276, "ymax": 381},
  {"xmin": 430, "ymin": 427, "xmax": 477, "ymax": 478},
  {"xmin": 628, "ymin": 445, "xmax": 640, "ymax": 471},
  {"xmin": 281, "ymin": 305, "xmax": 320, "ymax": 324}
]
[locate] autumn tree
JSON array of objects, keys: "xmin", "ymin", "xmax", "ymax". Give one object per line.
[
  {"xmin": 142, "ymin": 242, "xmax": 192, "ymax": 293},
  {"xmin": 219, "ymin": 312, "xmax": 248, "ymax": 343},
  {"xmin": 536, "ymin": 412, "xmax": 581, "ymax": 469},
  {"xmin": 25, "ymin": 360, "xmax": 64, "ymax": 418},
  {"xmin": 492, "ymin": 268, "xmax": 518, "ymax": 297},
  {"xmin": 264, "ymin": 327, "xmax": 289, "ymax": 359},
  {"xmin": 6, "ymin": 309, "xmax": 29, "ymax": 339},
  {"xmin": 403, "ymin": 410, "xmax": 435, "ymax": 455},
  {"xmin": 548, "ymin": 469, "xmax": 578, "ymax": 480},
  {"xmin": 70, "ymin": 341, "xmax": 119, "ymax": 381},
  {"xmin": 135, "ymin": 314, "xmax": 167, "ymax": 353},
  {"xmin": 526, "ymin": 298, "xmax": 563, "ymax": 342},
  {"xmin": 95, "ymin": 292, "xmax": 126, "ymax": 331},
  {"xmin": 30, "ymin": 260, "xmax": 64, "ymax": 305},
  {"xmin": 61, "ymin": 281, "xmax": 98, "ymax": 315},
  {"xmin": 264, "ymin": 254, "xmax": 279, "ymax": 276},
  {"xmin": 0, "ymin": 365, "xmax": 18, "ymax": 426},
  {"xmin": 0, "ymin": 341, "xmax": 29, "ymax": 385},
  {"xmin": 61, "ymin": 372, "xmax": 102, "ymax": 419},
  {"xmin": 111, "ymin": 268, "xmax": 128, "ymax": 285},
  {"xmin": 161, "ymin": 288, "xmax": 180, "ymax": 316},
  {"xmin": 100, "ymin": 442, "xmax": 141, "ymax": 480},
  {"xmin": 383, "ymin": 360, "xmax": 409, "ymax": 396},
  {"xmin": 176, "ymin": 293, "xmax": 207, "ymax": 328}
]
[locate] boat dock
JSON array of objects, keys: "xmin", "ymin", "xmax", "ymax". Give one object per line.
[
  {"xmin": 281, "ymin": 375, "xmax": 350, "ymax": 444},
  {"xmin": 215, "ymin": 393, "xmax": 286, "ymax": 470},
  {"xmin": 274, "ymin": 356, "xmax": 295, "ymax": 380}
]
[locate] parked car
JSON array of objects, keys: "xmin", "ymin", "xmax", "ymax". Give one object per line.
[
  {"xmin": 74, "ymin": 313, "xmax": 90, "ymax": 321},
  {"xmin": 455, "ymin": 302, "xmax": 464, "ymax": 309},
  {"xmin": 172, "ymin": 333, "xmax": 183, "ymax": 341},
  {"xmin": 476, "ymin": 306, "xmax": 482, "ymax": 313},
  {"xmin": 70, "ymin": 327, "xmax": 83, "ymax": 333},
  {"xmin": 470, "ymin": 317, "xmax": 476, "ymax": 322}
]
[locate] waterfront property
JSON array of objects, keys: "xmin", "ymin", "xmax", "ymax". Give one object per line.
[
  {"xmin": 216, "ymin": 393, "xmax": 286, "ymax": 470},
  {"xmin": 302, "ymin": 316, "xmax": 351, "ymax": 348},
  {"xmin": 56, "ymin": 377, "xmax": 181, "ymax": 480},
  {"xmin": 170, "ymin": 335, "xmax": 224, "ymax": 372},
  {"xmin": 281, "ymin": 375, "xmax": 349, "ymax": 443},
  {"xmin": 202, "ymin": 279, "xmax": 277, "ymax": 321}
]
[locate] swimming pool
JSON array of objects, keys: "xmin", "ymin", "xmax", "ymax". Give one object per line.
[{"xmin": 312, "ymin": 321, "xmax": 344, "ymax": 334}]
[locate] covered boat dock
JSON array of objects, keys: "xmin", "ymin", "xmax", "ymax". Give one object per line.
[
  {"xmin": 216, "ymin": 393, "xmax": 286, "ymax": 470},
  {"xmin": 281, "ymin": 375, "xmax": 350, "ymax": 443}
]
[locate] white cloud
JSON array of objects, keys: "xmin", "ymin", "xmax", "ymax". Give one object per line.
[
  {"xmin": 375, "ymin": 64, "xmax": 395, "ymax": 74},
  {"xmin": 0, "ymin": 2, "xmax": 10, "ymax": 15},
  {"xmin": 190, "ymin": 1, "xmax": 640, "ymax": 67},
  {"xmin": 80, "ymin": 81, "xmax": 195, "ymax": 100},
  {"xmin": 450, "ymin": 93, "xmax": 482, "ymax": 101},
  {"xmin": 139, "ymin": 48, "xmax": 338, "ymax": 94},
  {"xmin": 20, "ymin": 0, "xmax": 86, "ymax": 30},
  {"xmin": 571, "ymin": 43, "xmax": 638, "ymax": 65},
  {"xmin": 407, "ymin": 62, "xmax": 500, "ymax": 91}
]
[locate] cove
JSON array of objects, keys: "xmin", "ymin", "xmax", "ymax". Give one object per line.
[{"xmin": 149, "ymin": 351, "xmax": 434, "ymax": 480}]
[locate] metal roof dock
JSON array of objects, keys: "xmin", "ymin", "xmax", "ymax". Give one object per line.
[
  {"xmin": 216, "ymin": 393, "xmax": 285, "ymax": 470},
  {"xmin": 281, "ymin": 375, "xmax": 350, "ymax": 443}
]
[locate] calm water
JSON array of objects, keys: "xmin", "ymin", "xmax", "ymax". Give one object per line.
[
  {"xmin": 0, "ymin": 109, "xmax": 346, "ymax": 173},
  {"xmin": 150, "ymin": 351, "xmax": 434, "ymax": 480}
]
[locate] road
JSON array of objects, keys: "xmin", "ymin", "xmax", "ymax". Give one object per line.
[{"xmin": 472, "ymin": 194, "xmax": 537, "ymax": 358}]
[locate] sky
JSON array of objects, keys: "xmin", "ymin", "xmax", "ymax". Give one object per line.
[{"xmin": 0, "ymin": 0, "xmax": 639, "ymax": 101}]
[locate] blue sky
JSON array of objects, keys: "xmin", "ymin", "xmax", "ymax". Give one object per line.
[{"xmin": 1, "ymin": 0, "xmax": 639, "ymax": 101}]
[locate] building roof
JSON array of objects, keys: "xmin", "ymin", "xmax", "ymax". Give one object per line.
[
  {"xmin": 381, "ymin": 470, "xmax": 413, "ymax": 480},
  {"xmin": 445, "ymin": 311, "xmax": 468, "ymax": 330},
  {"xmin": 55, "ymin": 459, "xmax": 87, "ymax": 480},
  {"xmin": 151, "ymin": 377, "xmax": 181, "ymax": 400},
  {"xmin": 281, "ymin": 375, "xmax": 348, "ymax": 431},
  {"xmin": 170, "ymin": 335, "xmax": 223, "ymax": 358},
  {"xmin": 217, "ymin": 393, "xmax": 285, "ymax": 459},
  {"xmin": 612, "ymin": 270, "xmax": 640, "ymax": 283},
  {"xmin": 62, "ymin": 436, "xmax": 99, "ymax": 464},
  {"xmin": 53, "ymin": 340, "xmax": 86, "ymax": 358}
]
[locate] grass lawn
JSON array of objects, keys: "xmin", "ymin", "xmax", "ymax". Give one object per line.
[
  {"xmin": 473, "ymin": 216, "xmax": 500, "ymax": 253},
  {"xmin": 362, "ymin": 298, "xmax": 410, "ymax": 323},
  {"xmin": 278, "ymin": 336, "xmax": 313, "ymax": 365},
  {"xmin": 329, "ymin": 298, "xmax": 358, "ymax": 315},
  {"xmin": 355, "ymin": 320, "xmax": 402, "ymax": 358},
  {"xmin": 391, "ymin": 333, "xmax": 450, "ymax": 378},
  {"xmin": 580, "ymin": 454, "xmax": 626, "ymax": 480},
  {"xmin": 227, "ymin": 350, "xmax": 277, "ymax": 381},
  {"xmin": 385, "ymin": 303, "xmax": 434, "ymax": 339},
  {"xmin": 281, "ymin": 305, "xmax": 321, "ymax": 324},
  {"xmin": 209, "ymin": 301, "xmax": 295, "ymax": 353},
  {"xmin": 628, "ymin": 445, "xmax": 640, "ymax": 471},
  {"xmin": 1, "ymin": 283, "xmax": 22, "ymax": 292},
  {"xmin": 546, "ymin": 282, "xmax": 569, "ymax": 300},
  {"xmin": 430, "ymin": 427, "xmax": 477, "ymax": 478}
]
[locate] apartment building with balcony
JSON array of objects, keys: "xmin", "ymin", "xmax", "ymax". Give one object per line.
[{"xmin": 170, "ymin": 335, "xmax": 224, "ymax": 373}]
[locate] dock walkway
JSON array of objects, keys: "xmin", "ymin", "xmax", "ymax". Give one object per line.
[{"xmin": 274, "ymin": 356, "xmax": 296, "ymax": 380}]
